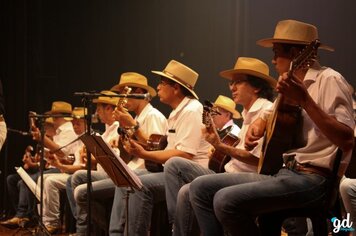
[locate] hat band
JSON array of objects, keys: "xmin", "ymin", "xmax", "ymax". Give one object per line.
[{"xmin": 163, "ymin": 70, "xmax": 194, "ymax": 90}]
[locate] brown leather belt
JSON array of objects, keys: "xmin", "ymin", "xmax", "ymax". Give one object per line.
[
  {"xmin": 285, "ymin": 160, "xmax": 332, "ymax": 178},
  {"xmin": 0, "ymin": 115, "xmax": 4, "ymax": 122}
]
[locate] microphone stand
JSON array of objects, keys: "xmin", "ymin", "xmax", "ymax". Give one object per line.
[
  {"xmin": 29, "ymin": 113, "xmax": 73, "ymax": 236},
  {"xmin": 74, "ymin": 92, "xmax": 95, "ymax": 236}
]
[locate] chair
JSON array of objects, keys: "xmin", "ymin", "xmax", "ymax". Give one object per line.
[{"xmin": 258, "ymin": 149, "xmax": 344, "ymax": 236}]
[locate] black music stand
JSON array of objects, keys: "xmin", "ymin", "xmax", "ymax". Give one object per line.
[{"xmin": 80, "ymin": 134, "xmax": 143, "ymax": 236}]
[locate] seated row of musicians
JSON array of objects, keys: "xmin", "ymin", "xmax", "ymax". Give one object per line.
[{"xmin": 2, "ymin": 18, "xmax": 355, "ymax": 236}]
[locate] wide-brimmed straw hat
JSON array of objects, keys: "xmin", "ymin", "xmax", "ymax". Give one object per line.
[
  {"xmin": 152, "ymin": 60, "xmax": 199, "ymax": 99},
  {"xmin": 48, "ymin": 101, "xmax": 72, "ymax": 121},
  {"xmin": 257, "ymin": 19, "xmax": 334, "ymax": 51},
  {"xmin": 111, "ymin": 72, "xmax": 157, "ymax": 97},
  {"xmin": 214, "ymin": 95, "xmax": 241, "ymax": 119},
  {"xmin": 220, "ymin": 57, "xmax": 276, "ymax": 88},
  {"xmin": 49, "ymin": 101, "xmax": 72, "ymax": 114},
  {"xmin": 72, "ymin": 107, "xmax": 87, "ymax": 119},
  {"xmin": 93, "ymin": 90, "xmax": 120, "ymax": 106}
]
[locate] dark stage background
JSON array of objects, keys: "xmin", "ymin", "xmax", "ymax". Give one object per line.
[{"xmin": 0, "ymin": 0, "xmax": 356, "ymax": 211}]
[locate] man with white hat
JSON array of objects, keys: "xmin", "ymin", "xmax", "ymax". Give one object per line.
[
  {"xmin": 165, "ymin": 57, "xmax": 276, "ymax": 236},
  {"xmin": 190, "ymin": 19, "xmax": 355, "ymax": 235},
  {"xmin": 109, "ymin": 60, "xmax": 211, "ymax": 235}
]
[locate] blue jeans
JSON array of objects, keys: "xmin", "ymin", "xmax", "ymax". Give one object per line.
[
  {"xmin": 190, "ymin": 169, "xmax": 329, "ymax": 236},
  {"xmin": 164, "ymin": 157, "xmax": 214, "ymax": 236},
  {"xmin": 109, "ymin": 169, "xmax": 150, "ymax": 236},
  {"xmin": 11, "ymin": 168, "xmax": 60, "ymax": 218},
  {"xmin": 6, "ymin": 173, "xmax": 22, "ymax": 214},
  {"xmin": 68, "ymin": 169, "xmax": 109, "ymax": 233},
  {"xmin": 66, "ymin": 175, "xmax": 76, "ymax": 219}
]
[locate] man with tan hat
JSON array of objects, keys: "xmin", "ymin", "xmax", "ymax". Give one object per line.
[
  {"xmin": 165, "ymin": 57, "xmax": 275, "ymax": 236},
  {"xmin": 40, "ymin": 107, "xmax": 87, "ymax": 233},
  {"xmin": 111, "ymin": 71, "xmax": 168, "ymax": 166},
  {"xmin": 2, "ymin": 101, "xmax": 77, "ymax": 232},
  {"xmin": 109, "ymin": 60, "xmax": 211, "ymax": 235},
  {"xmin": 190, "ymin": 19, "xmax": 355, "ymax": 235},
  {"xmin": 66, "ymin": 91, "xmax": 120, "ymax": 235},
  {"xmin": 32, "ymin": 101, "xmax": 78, "ymax": 158},
  {"xmin": 211, "ymin": 95, "xmax": 241, "ymax": 137},
  {"xmin": 109, "ymin": 72, "xmax": 168, "ymax": 233}
]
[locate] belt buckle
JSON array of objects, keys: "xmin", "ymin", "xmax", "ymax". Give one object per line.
[{"xmin": 284, "ymin": 156, "xmax": 297, "ymax": 170}]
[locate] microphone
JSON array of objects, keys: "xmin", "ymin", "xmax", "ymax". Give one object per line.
[
  {"xmin": 120, "ymin": 93, "xmax": 152, "ymax": 101},
  {"xmin": 74, "ymin": 92, "xmax": 152, "ymax": 100},
  {"xmin": 7, "ymin": 128, "xmax": 31, "ymax": 136}
]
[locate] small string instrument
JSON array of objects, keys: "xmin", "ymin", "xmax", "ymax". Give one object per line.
[
  {"xmin": 203, "ymin": 101, "xmax": 240, "ymax": 173},
  {"xmin": 258, "ymin": 39, "xmax": 320, "ymax": 175},
  {"xmin": 116, "ymin": 86, "xmax": 134, "ymax": 164}
]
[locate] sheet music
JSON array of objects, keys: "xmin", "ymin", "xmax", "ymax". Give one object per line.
[
  {"xmin": 106, "ymin": 143, "xmax": 143, "ymax": 188},
  {"xmin": 16, "ymin": 167, "xmax": 41, "ymax": 201},
  {"xmin": 80, "ymin": 134, "xmax": 143, "ymax": 190}
]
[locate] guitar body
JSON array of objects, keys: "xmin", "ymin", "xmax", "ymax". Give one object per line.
[
  {"xmin": 258, "ymin": 39, "xmax": 320, "ymax": 175},
  {"xmin": 259, "ymin": 102, "xmax": 302, "ymax": 175},
  {"xmin": 145, "ymin": 134, "xmax": 168, "ymax": 172},
  {"xmin": 118, "ymin": 137, "xmax": 134, "ymax": 164},
  {"xmin": 208, "ymin": 132, "xmax": 240, "ymax": 173}
]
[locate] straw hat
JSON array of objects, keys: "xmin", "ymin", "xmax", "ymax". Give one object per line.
[
  {"xmin": 48, "ymin": 101, "xmax": 72, "ymax": 121},
  {"xmin": 111, "ymin": 72, "xmax": 157, "ymax": 97},
  {"xmin": 72, "ymin": 107, "xmax": 87, "ymax": 119},
  {"xmin": 93, "ymin": 90, "xmax": 120, "ymax": 106},
  {"xmin": 49, "ymin": 101, "xmax": 72, "ymax": 114},
  {"xmin": 152, "ymin": 60, "xmax": 199, "ymax": 99},
  {"xmin": 45, "ymin": 117, "xmax": 54, "ymax": 124},
  {"xmin": 213, "ymin": 95, "xmax": 241, "ymax": 119},
  {"xmin": 220, "ymin": 57, "xmax": 276, "ymax": 88},
  {"xmin": 257, "ymin": 19, "xmax": 334, "ymax": 51}
]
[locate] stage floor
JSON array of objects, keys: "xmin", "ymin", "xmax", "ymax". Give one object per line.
[{"xmin": 0, "ymin": 224, "xmax": 70, "ymax": 236}]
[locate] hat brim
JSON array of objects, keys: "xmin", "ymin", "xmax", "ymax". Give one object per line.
[
  {"xmin": 257, "ymin": 38, "xmax": 334, "ymax": 52},
  {"xmin": 92, "ymin": 99, "xmax": 117, "ymax": 106},
  {"xmin": 48, "ymin": 111, "xmax": 73, "ymax": 121},
  {"xmin": 214, "ymin": 103, "xmax": 241, "ymax": 119},
  {"xmin": 152, "ymin": 71, "xmax": 199, "ymax": 99},
  {"xmin": 220, "ymin": 69, "xmax": 277, "ymax": 88},
  {"xmin": 111, "ymin": 83, "xmax": 157, "ymax": 97}
]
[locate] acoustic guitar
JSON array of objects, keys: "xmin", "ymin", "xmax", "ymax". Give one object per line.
[
  {"xmin": 203, "ymin": 101, "xmax": 240, "ymax": 173},
  {"xmin": 144, "ymin": 134, "xmax": 168, "ymax": 172},
  {"xmin": 258, "ymin": 39, "xmax": 320, "ymax": 175}
]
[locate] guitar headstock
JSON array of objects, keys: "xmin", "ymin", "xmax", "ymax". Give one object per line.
[
  {"xmin": 203, "ymin": 100, "xmax": 220, "ymax": 127},
  {"xmin": 117, "ymin": 86, "xmax": 132, "ymax": 110},
  {"xmin": 28, "ymin": 111, "xmax": 38, "ymax": 131},
  {"xmin": 290, "ymin": 39, "xmax": 321, "ymax": 73}
]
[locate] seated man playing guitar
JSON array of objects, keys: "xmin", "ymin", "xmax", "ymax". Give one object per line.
[
  {"xmin": 108, "ymin": 72, "xmax": 168, "ymax": 234},
  {"xmin": 109, "ymin": 60, "xmax": 212, "ymax": 236},
  {"xmin": 189, "ymin": 19, "xmax": 355, "ymax": 236},
  {"xmin": 164, "ymin": 57, "xmax": 276, "ymax": 236}
]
